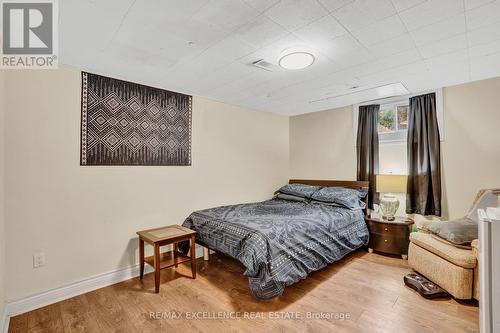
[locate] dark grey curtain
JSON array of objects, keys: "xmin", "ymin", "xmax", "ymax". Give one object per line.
[
  {"xmin": 356, "ymin": 104, "xmax": 379, "ymax": 210},
  {"xmin": 406, "ymin": 92, "xmax": 441, "ymax": 216}
]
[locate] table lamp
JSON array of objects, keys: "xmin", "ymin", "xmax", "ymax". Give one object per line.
[{"xmin": 376, "ymin": 174, "xmax": 408, "ymax": 221}]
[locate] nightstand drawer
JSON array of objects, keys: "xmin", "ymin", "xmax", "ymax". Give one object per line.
[
  {"xmin": 368, "ymin": 232, "xmax": 410, "ymax": 255},
  {"xmin": 367, "ymin": 221, "xmax": 409, "ymax": 235}
]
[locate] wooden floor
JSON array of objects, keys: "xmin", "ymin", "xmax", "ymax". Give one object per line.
[{"xmin": 8, "ymin": 251, "xmax": 479, "ymax": 333}]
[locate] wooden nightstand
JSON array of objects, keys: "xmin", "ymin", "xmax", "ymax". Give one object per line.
[
  {"xmin": 365, "ymin": 216, "xmax": 414, "ymax": 259},
  {"xmin": 137, "ymin": 225, "xmax": 196, "ymax": 293}
]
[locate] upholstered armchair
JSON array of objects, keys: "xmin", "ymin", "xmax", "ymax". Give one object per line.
[{"xmin": 407, "ymin": 189, "xmax": 499, "ymax": 300}]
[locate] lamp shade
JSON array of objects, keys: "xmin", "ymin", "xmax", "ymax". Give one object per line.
[{"xmin": 376, "ymin": 174, "xmax": 407, "ymax": 193}]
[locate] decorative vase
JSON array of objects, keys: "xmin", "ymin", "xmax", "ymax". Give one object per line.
[{"xmin": 380, "ymin": 194, "xmax": 400, "ymax": 221}]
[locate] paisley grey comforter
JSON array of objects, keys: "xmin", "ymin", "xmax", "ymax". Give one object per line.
[{"xmin": 182, "ymin": 198, "xmax": 369, "ymax": 299}]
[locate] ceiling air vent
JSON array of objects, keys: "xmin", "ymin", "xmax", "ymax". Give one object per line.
[{"xmin": 251, "ymin": 59, "xmax": 275, "ymax": 72}]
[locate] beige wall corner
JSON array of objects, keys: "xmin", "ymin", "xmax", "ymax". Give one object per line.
[
  {"xmin": 290, "ymin": 106, "xmax": 356, "ymax": 180},
  {"xmin": 3, "ymin": 65, "xmax": 289, "ymax": 300},
  {"xmin": 442, "ymin": 77, "xmax": 500, "ymax": 219}
]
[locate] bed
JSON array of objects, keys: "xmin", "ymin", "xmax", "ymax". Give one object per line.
[{"xmin": 181, "ymin": 179, "xmax": 370, "ymax": 299}]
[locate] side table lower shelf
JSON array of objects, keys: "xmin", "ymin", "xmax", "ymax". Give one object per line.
[{"xmin": 144, "ymin": 251, "xmax": 192, "ymax": 270}]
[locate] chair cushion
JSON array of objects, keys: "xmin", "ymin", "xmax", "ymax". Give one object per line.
[
  {"xmin": 426, "ymin": 217, "xmax": 478, "ymax": 245},
  {"xmin": 410, "ymin": 232, "xmax": 477, "ymax": 269},
  {"xmin": 430, "ymin": 234, "xmax": 472, "ymax": 250}
]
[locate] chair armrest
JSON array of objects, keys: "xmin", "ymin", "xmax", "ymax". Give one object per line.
[{"xmin": 471, "ymin": 239, "xmax": 479, "ymax": 258}]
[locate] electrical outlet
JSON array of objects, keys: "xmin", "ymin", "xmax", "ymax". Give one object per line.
[{"xmin": 33, "ymin": 252, "xmax": 46, "ymax": 268}]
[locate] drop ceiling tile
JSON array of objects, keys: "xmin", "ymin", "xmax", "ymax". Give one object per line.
[
  {"xmin": 317, "ymin": 0, "xmax": 355, "ymax": 12},
  {"xmin": 91, "ymin": 43, "xmax": 174, "ymax": 83},
  {"xmin": 425, "ymin": 63, "xmax": 470, "ymax": 89},
  {"xmin": 352, "ymin": 15, "xmax": 407, "ymax": 46},
  {"xmin": 264, "ymin": 81, "xmax": 334, "ymax": 102},
  {"xmin": 331, "ymin": 0, "xmax": 396, "ymax": 31},
  {"xmin": 115, "ymin": 2, "xmax": 229, "ymax": 62},
  {"xmin": 59, "ymin": 0, "xmax": 136, "ymax": 65},
  {"xmin": 359, "ymin": 61, "xmax": 428, "ymax": 87},
  {"xmin": 468, "ymin": 39, "xmax": 500, "ymax": 58},
  {"xmin": 402, "ymin": 74, "xmax": 437, "ymax": 93},
  {"xmin": 465, "ymin": 0, "xmax": 500, "ymax": 30},
  {"xmin": 470, "ymin": 50, "xmax": 500, "ymax": 80},
  {"xmin": 392, "ymin": 0, "xmax": 426, "ymax": 12},
  {"xmin": 424, "ymin": 50, "xmax": 470, "ymax": 85},
  {"xmin": 193, "ymin": 62, "xmax": 259, "ymax": 91},
  {"xmin": 263, "ymin": 0, "xmax": 329, "ymax": 31},
  {"xmin": 351, "ymin": 48, "xmax": 422, "ymax": 78},
  {"xmin": 280, "ymin": 69, "xmax": 361, "ymax": 94},
  {"xmin": 432, "ymin": 70, "xmax": 471, "ymax": 88},
  {"xmin": 59, "ymin": 47, "xmax": 102, "ymax": 69},
  {"xmin": 464, "ymin": 0, "xmax": 495, "ymax": 10},
  {"xmin": 292, "ymin": 15, "xmax": 347, "ymax": 47},
  {"xmin": 366, "ymin": 34, "xmax": 416, "ymax": 58},
  {"xmin": 467, "ymin": 20, "xmax": 500, "ymax": 45},
  {"xmin": 410, "ymin": 14, "xmax": 466, "ymax": 46},
  {"xmin": 243, "ymin": 0, "xmax": 281, "ymax": 12},
  {"xmin": 237, "ymin": 34, "xmax": 309, "ymax": 66},
  {"xmin": 113, "ymin": 21, "xmax": 215, "ymax": 67},
  {"xmin": 203, "ymin": 35, "xmax": 259, "ymax": 61},
  {"xmin": 192, "ymin": 0, "xmax": 261, "ymax": 31},
  {"xmin": 153, "ymin": 19, "xmax": 228, "ymax": 52},
  {"xmin": 278, "ymin": 66, "xmax": 342, "ymax": 94},
  {"xmin": 235, "ymin": 15, "xmax": 289, "ymax": 48},
  {"xmin": 418, "ymin": 34, "xmax": 468, "ymax": 59},
  {"xmin": 166, "ymin": 51, "xmax": 234, "ymax": 84},
  {"xmin": 399, "ymin": 0, "xmax": 464, "ymax": 31},
  {"xmin": 129, "ymin": 0, "xmax": 210, "ymax": 21},
  {"xmin": 318, "ymin": 34, "xmax": 373, "ymax": 68},
  {"xmin": 208, "ymin": 72, "xmax": 271, "ymax": 100},
  {"xmin": 254, "ymin": 60, "xmax": 345, "ymax": 100},
  {"xmin": 375, "ymin": 48, "xmax": 422, "ymax": 69}
]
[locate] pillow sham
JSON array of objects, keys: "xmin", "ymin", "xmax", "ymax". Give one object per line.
[
  {"xmin": 426, "ymin": 217, "xmax": 478, "ymax": 245},
  {"xmin": 275, "ymin": 184, "xmax": 321, "ymax": 199},
  {"xmin": 275, "ymin": 193, "xmax": 307, "ymax": 202},
  {"xmin": 310, "ymin": 186, "xmax": 367, "ymax": 210}
]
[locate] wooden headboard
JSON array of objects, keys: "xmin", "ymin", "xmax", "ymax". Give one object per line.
[{"xmin": 289, "ymin": 179, "xmax": 370, "ymax": 216}]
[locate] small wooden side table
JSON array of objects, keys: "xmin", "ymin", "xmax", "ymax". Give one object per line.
[
  {"xmin": 136, "ymin": 225, "xmax": 196, "ymax": 293},
  {"xmin": 365, "ymin": 216, "xmax": 414, "ymax": 259}
]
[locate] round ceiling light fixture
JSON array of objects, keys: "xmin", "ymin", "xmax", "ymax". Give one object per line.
[{"xmin": 279, "ymin": 48, "xmax": 315, "ymax": 70}]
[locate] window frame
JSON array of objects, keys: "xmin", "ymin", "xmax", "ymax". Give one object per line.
[
  {"xmin": 377, "ymin": 101, "xmax": 408, "ymax": 143},
  {"xmin": 352, "ymin": 88, "xmax": 444, "ymax": 146}
]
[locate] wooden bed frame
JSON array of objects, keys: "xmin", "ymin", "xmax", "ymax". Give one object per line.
[{"xmin": 201, "ymin": 179, "xmax": 370, "ymax": 261}]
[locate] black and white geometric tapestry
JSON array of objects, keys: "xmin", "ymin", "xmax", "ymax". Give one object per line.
[{"xmin": 81, "ymin": 72, "xmax": 192, "ymax": 166}]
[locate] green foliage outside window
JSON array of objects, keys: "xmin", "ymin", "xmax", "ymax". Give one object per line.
[{"xmin": 379, "ymin": 109, "xmax": 395, "ymax": 131}]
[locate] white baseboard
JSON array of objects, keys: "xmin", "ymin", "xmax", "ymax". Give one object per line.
[
  {"xmin": 5, "ymin": 263, "xmax": 154, "ymax": 318},
  {"xmin": 4, "ymin": 245, "xmax": 206, "ymax": 322},
  {"xmin": 1, "ymin": 307, "xmax": 9, "ymax": 333}
]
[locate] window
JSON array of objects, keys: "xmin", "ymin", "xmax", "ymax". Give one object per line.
[
  {"xmin": 378, "ymin": 104, "xmax": 408, "ymax": 143},
  {"xmin": 352, "ymin": 88, "xmax": 444, "ymax": 146}
]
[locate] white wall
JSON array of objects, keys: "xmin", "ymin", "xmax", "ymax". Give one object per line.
[
  {"xmin": 379, "ymin": 143, "xmax": 407, "ymax": 175},
  {"xmin": 3, "ymin": 65, "xmax": 290, "ymax": 301},
  {"xmin": 379, "ymin": 143, "xmax": 407, "ymax": 217},
  {"xmin": 0, "ymin": 67, "xmax": 6, "ymax": 327},
  {"xmin": 290, "ymin": 76, "xmax": 500, "ymax": 221}
]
